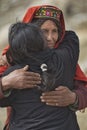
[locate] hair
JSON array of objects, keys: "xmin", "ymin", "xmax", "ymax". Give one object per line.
[
  {"xmin": 6, "ymin": 22, "xmax": 47, "ymax": 64},
  {"xmin": 31, "ymin": 18, "xmax": 62, "ymax": 42},
  {"xmin": 6, "ymin": 22, "xmax": 55, "ymax": 92}
]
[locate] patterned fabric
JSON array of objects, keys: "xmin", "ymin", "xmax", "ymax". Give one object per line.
[{"xmin": 34, "ymin": 6, "xmax": 61, "ymax": 21}]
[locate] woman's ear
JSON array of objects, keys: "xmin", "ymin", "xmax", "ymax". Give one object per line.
[
  {"xmin": 6, "ymin": 50, "xmax": 13, "ymax": 66},
  {"xmin": 0, "ymin": 54, "xmax": 9, "ymax": 66}
]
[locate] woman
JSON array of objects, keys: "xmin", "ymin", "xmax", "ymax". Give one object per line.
[
  {"xmin": 22, "ymin": 4, "xmax": 87, "ymax": 109},
  {"xmin": 0, "ymin": 5, "xmax": 87, "ymax": 130},
  {"xmin": 0, "ymin": 20, "xmax": 79, "ymax": 130}
]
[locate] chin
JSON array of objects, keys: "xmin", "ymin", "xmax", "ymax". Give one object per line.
[
  {"xmin": 48, "ymin": 45, "xmax": 54, "ymax": 49},
  {"xmin": 49, "ymin": 46, "xmax": 54, "ymax": 49}
]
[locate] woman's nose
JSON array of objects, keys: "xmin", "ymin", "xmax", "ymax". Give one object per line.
[{"xmin": 47, "ymin": 33, "xmax": 52, "ymax": 41}]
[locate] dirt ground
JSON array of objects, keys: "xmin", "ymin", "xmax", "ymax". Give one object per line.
[
  {"xmin": 0, "ymin": 108, "xmax": 87, "ymax": 130},
  {"xmin": 77, "ymin": 109, "xmax": 87, "ymax": 130}
]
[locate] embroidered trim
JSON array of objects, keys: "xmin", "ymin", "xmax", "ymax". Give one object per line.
[{"xmin": 34, "ymin": 6, "xmax": 61, "ymax": 21}]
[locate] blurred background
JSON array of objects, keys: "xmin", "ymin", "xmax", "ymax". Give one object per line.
[{"xmin": 0, "ymin": 0, "xmax": 87, "ymax": 130}]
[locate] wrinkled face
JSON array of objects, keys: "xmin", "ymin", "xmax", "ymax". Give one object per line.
[{"xmin": 41, "ymin": 20, "xmax": 58, "ymax": 48}]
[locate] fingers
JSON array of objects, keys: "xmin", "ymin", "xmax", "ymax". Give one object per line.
[
  {"xmin": 17, "ymin": 67, "xmax": 41, "ymax": 78},
  {"xmin": 12, "ymin": 71, "xmax": 41, "ymax": 88},
  {"xmin": 40, "ymin": 95, "xmax": 60, "ymax": 106},
  {"xmin": 21, "ymin": 72, "xmax": 41, "ymax": 83},
  {"xmin": 24, "ymin": 71, "xmax": 41, "ymax": 77},
  {"xmin": 45, "ymin": 101, "xmax": 69, "ymax": 107},
  {"xmin": 22, "ymin": 65, "xmax": 41, "ymax": 78},
  {"xmin": 40, "ymin": 94, "xmax": 69, "ymax": 107},
  {"xmin": 40, "ymin": 94, "xmax": 60, "ymax": 103},
  {"xmin": 55, "ymin": 86, "xmax": 66, "ymax": 90},
  {"xmin": 2, "ymin": 67, "xmax": 42, "ymax": 90},
  {"xmin": 23, "ymin": 79, "xmax": 41, "ymax": 86},
  {"xmin": 41, "ymin": 91, "xmax": 59, "ymax": 96},
  {"xmin": 40, "ymin": 92, "xmax": 60, "ymax": 106},
  {"xmin": 40, "ymin": 86, "xmax": 75, "ymax": 107},
  {"xmin": 23, "ymin": 65, "xmax": 29, "ymax": 71}
]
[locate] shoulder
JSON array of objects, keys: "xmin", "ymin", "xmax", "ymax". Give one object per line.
[
  {"xmin": 2, "ymin": 65, "xmax": 22, "ymax": 77},
  {"xmin": 63, "ymin": 30, "xmax": 79, "ymax": 43},
  {"xmin": 65, "ymin": 30, "xmax": 79, "ymax": 38}
]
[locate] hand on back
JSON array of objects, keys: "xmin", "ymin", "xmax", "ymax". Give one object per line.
[{"xmin": 2, "ymin": 65, "xmax": 41, "ymax": 91}]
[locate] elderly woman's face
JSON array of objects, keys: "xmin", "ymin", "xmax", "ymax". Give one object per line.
[{"xmin": 41, "ymin": 20, "xmax": 58, "ymax": 48}]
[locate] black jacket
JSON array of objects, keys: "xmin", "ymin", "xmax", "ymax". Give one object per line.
[{"xmin": 0, "ymin": 31, "xmax": 80, "ymax": 130}]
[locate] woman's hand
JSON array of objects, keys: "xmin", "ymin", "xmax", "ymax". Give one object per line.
[
  {"xmin": 40, "ymin": 86, "xmax": 76, "ymax": 107},
  {"xmin": 2, "ymin": 65, "xmax": 41, "ymax": 91}
]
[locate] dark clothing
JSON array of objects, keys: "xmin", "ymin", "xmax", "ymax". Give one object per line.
[{"xmin": 0, "ymin": 31, "xmax": 79, "ymax": 130}]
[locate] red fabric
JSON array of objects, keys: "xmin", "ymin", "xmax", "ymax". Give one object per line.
[
  {"xmin": 0, "ymin": 65, "xmax": 8, "ymax": 98},
  {"xmin": 74, "ymin": 80, "xmax": 87, "ymax": 110},
  {"xmin": 74, "ymin": 65, "xmax": 87, "ymax": 82},
  {"xmin": 0, "ymin": 66, "xmax": 8, "ymax": 75}
]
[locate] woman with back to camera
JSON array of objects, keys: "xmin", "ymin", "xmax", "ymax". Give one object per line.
[{"xmin": 0, "ymin": 21, "xmax": 79, "ymax": 130}]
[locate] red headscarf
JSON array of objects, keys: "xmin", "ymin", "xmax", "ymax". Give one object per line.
[{"xmin": 1, "ymin": 5, "xmax": 87, "ymax": 82}]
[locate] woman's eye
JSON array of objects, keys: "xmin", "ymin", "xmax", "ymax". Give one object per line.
[
  {"xmin": 42, "ymin": 30, "xmax": 48, "ymax": 35},
  {"xmin": 53, "ymin": 29, "xmax": 58, "ymax": 33},
  {"xmin": 42, "ymin": 29, "xmax": 47, "ymax": 33}
]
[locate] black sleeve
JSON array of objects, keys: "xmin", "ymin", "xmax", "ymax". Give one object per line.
[
  {"xmin": 0, "ymin": 95, "xmax": 11, "ymax": 107},
  {"xmin": 48, "ymin": 31, "xmax": 79, "ymax": 90},
  {"xmin": 0, "ymin": 65, "xmax": 22, "ymax": 107}
]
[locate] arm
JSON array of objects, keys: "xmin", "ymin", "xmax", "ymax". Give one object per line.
[
  {"xmin": 0, "ymin": 44, "xmax": 42, "ymax": 95},
  {"xmin": 74, "ymin": 80, "xmax": 87, "ymax": 110},
  {"xmin": 47, "ymin": 31, "xmax": 79, "ymax": 89},
  {"xmin": 0, "ymin": 95, "xmax": 11, "ymax": 107},
  {"xmin": 0, "ymin": 86, "xmax": 16, "ymax": 107},
  {"xmin": 40, "ymin": 31, "xmax": 80, "ymax": 107},
  {"xmin": 40, "ymin": 82, "xmax": 87, "ymax": 110},
  {"xmin": 0, "ymin": 65, "xmax": 41, "ymax": 98}
]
